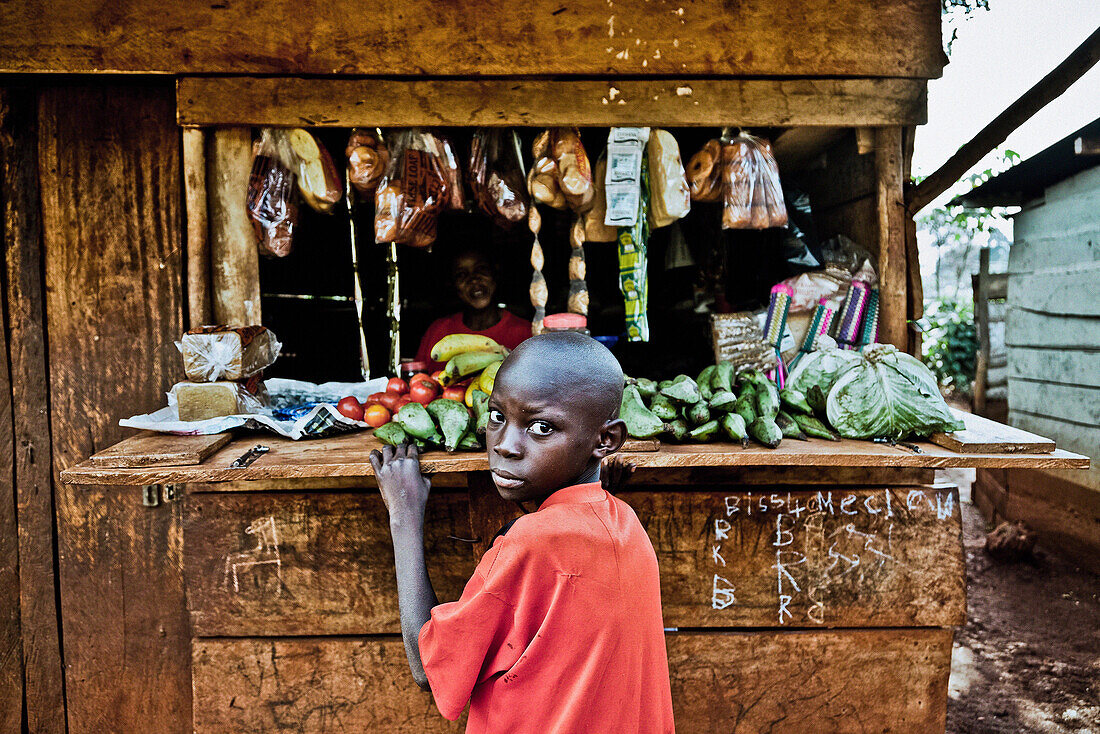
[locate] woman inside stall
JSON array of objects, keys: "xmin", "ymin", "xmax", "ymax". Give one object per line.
[{"xmin": 415, "ymin": 243, "xmax": 532, "ymax": 371}]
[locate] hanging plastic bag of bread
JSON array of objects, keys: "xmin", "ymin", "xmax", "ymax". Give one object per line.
[
  {"xmin": 374, "ymin": 129, "xmax": 448, "ymax": 248},
  {"xmin": 529, "ymin": 128, "xmax": 594, "ymax": 213},
  {"xmin": 346, "ymin": 128, "xmax": 390, "ymax": 197},
  {"xmin": 721, "ymin": 131, "xmax": 788, "ymax": 230},
  {"xmin": 686, "ymin": 139, "xmax": 724, "ymax": 203},
  {"xmin": 247, "ymin": 128, "xmax": 300, "ymax": 258},
  {"xmin": 469, "ymin": 129, "xmax": 529, "ymax": 228},
  {"xmin": 583, "ymin": 154, "xmax": 618, "ymax": 242},
  {"xmin": 528, "ymin": 130, "xmax": 568, "ymax": 210},
  {"xmin": 284, "ymin": 129, "xmax": 342, "ymax": 214},
  {"xmin": 647, "ymin": 129, "xmax": 691, "ymax": 228},
  {"xmin": 427, "ymin": 131, "xmax": 466, "ymax": 210}
]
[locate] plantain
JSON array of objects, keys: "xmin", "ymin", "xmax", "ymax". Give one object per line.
[
  {"xmin": 657, "ymin": 379, "xmax": 674, "ymax": 392},
  {"xmin": 666, "ymin": 418, "xmax": 690, "ymax": 442},
  {"xmin": 696, "ymin": 365, "xmax": 717, "ymax": 401},
  {"xmin": 621, "ymin": 385, "xmax": 667, "ymax": 439},
  {"xmin": 477, "ymin": 360, "xmax": 503, "ymax": 395},
  {"xmin": 427, "ymin": 398, "xmax": 472, "ymax": 452},
  {"xmin": 708, "ymin": 390, "xmax": 737, "ymax": 413},
  {"xmin": 660, "ymin": 377, "xmax": 701, "ymax": 405},
  {"xmin": 712, "ymin": 362, "xmax": 735, "ymax": 394},
  {"xmin": 686, "ymin": 400, "xmax": 711, "ymax": 426},
  {"xmin": 748, "ymin": 417, "xmax": 783, "ymax": 449},
  {"xmin": 632, "ymin": 377, "xmax": 658, "ymax": 402},
  {"xmin": 720, "ymin": 413, "xmax": 750, "ymax": 447},
  {"xmin": 792, "ymin": 412, "xmax": 839, "ymax": 441},
  {"xmin": 689, "ymin": 419, "xmax": 721, "ymax": 442},
  {"xmin": 775, "ymin": 410, "xmax": 808, "ymax": 440},
  {"xmin": 754, "ymin": 380, "xmax": 780, "ymax": 420},
  {"xmin": 395, "ymin": 402, "xmax": 438, "ymax": 441},
  {"xmin": 431, "ymin": 333, "xmax": 506, "ymax": 362},
  {"xmin": 806, "ymin": 385, "xmax": 828, "ymax": 413},
  {"xmin": 779, "ymin": 387, "xmax": 813, "ymax": 416},
  {"xmin": 457, "ymin": 432, "xmax": 482, "ymax": 451},
  {"xmin": 440, "ymin": 351, "xmax": 504, "ymax": 387},
  {"xmin": 374, "ymin": 422, "xmax": 408, "ymax": 446},
  {"xmin": 733, "ymin": 393, "xmax": 757, "ymax": 426},
  {"xmin": 464, "ymin": 379, "xmax": 482, "ymax": 407},
  {"xmin": 650, "ymin": 394, "xmax": 679, "ymax": 421}
]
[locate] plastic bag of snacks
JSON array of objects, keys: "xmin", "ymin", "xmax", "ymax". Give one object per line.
[
  {"xmin": 247, "ymin": 128, "xmax": 300, "ymax": 257},
  {"xmin": 721, "ymin": 132, "xmax": 787, "ymax": 229},
  {"xmin": 374, "ymin": 129, "xmax": 449, "ymax": 248},
  {"xmin": 529, "ymin": 128, "xmax": 594, "ymax": 213},
  {"xmin": 427, "ymin": 132, "xmax": 466, "ymax": 210},
  {"xmin": 176, "ymin": 325, "xmax": 282, "ymax": 382},
  {"xmin": 285, "ymin": 128, "xmax": 342, "ymax": 214},
  {"xmin": 468, "ymin": 129, "xmax": 529, "ymax": 227},
  {"xmin": 686, "ymin": 139, "xmax": 724, "ymax": 203},
  {"xmin": 346, "ymin": 128, "xmax": 390, "ymax": 197},
  {"xmin": 583, "ymin": 155, "xmax": 618, "ymax": 242}
]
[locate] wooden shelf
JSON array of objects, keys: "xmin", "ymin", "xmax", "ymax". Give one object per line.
[{"xmin": 60, "ymin": 430, "xmax": 1090, "ymax": 486}]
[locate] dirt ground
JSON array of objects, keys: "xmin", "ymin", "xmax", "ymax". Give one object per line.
[{"xmin": 942, "ymin": 468, "xmax": 1100, "ymax": 733}]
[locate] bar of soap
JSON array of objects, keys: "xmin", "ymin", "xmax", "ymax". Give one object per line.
[
  {"xmin": 175, "ymin": 381, "xmax": 265, "ymax": 421},
  {"xmin": 177, "ymin": 325, "xmax": 280, "ymax": 382}
]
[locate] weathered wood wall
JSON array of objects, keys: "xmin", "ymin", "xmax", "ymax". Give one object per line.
[
  {"xmin": 1, "ymin": 0, "xmax": 946, "ymax": 78},
  {"xmin": 36, "ymin": 81, "xmax": 192, "ymax": 733}
]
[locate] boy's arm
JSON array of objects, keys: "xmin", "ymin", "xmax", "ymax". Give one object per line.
[{"xmin": 370, "ymin": 443, "xmax": 438, "ymax": 690}]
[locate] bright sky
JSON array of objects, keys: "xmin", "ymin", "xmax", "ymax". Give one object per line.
[{"xmin": 913, "ymin": 0, "xmax": 1100, "ymax": 212}]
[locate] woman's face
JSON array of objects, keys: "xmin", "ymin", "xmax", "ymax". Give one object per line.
[{"xmin": 453, "ymin": 253, "xmax": 496, "ymax": 311}]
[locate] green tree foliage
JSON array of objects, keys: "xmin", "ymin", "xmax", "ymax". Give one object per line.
[{"xmin": 921, "ymin": 298, "xmax": 977, "ymax": 397}]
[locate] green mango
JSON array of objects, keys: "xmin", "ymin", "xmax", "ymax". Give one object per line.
[
  {"xmin": 427, "ymin": 398, "xmax": 473, "ymax": 452},
  {"xmin": 793, "ymin": 412, "xmax": 839, "ymax": 441},
  {"xmin": 712, "ymin": 362, "xmax": 735, "ymax": 394},
  {"xmin": 748, "ymin": 417, "xmax": 783, "ymax": 448},
  {"xmin": 779, "ymin": 387, "xmax": 813, "ymax": 415},
  {"xmin": 633, "ymin": 378, "xmax": 658, "ymax": 402},
  {"xmin": 689, "ymin": 419, "xmax": 721, "ymax": 442},
  {"xmin": 776, "ymin": 410, "xmax": 808, "ymax": 440},
  {"xmin": 374, "ymin": 421, "xmax": 408, "ymax": 446},
  {"xmin": 720, "ymin": 413, "xmax": 750, "ymax": 447},
  {"xmin": 650, "ymin": 394, "xmax": 679, "ymax": 421},
  {"xmin": 660, "ymin": 377, "xmax": 701, "ymax": 405},
  {"xmin": 696, "ymin": 365, "xmax": 717, "ymax": 401},
  {"xmin": 621, "ymin": 385, "xmax": 666, "ymax": 439},
  {"xmin": 686, "ymin": 400, "xmax": 711, "ymax": 426},
  {"xmin": 666, "ymin": 419, "xmax": 690, "ymax": 442},
  {"xmin": 733, "ymin": 394, "xmax": 756, "ymax": 425},
  {"xmin": 708, "ymin": 390, "xmax": 738, "ymax": 412},
  {"xmin": 395, "ymin": 402, "xmax": 439, "ymax": 441}
]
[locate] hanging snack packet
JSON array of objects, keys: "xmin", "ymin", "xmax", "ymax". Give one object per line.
[
  {"xmin": 469, "ymin": 129, "xmax": 529, "ymax": 227},
  {"xmin": 247, "ymin": 128, "xmax": 300, "ymax": 258},
  {"xmin": 346, "ymin": 128, "xmax": 390, "ymax": 196},
  {"xmin": 686, "ymin": 139, "xmax": 724, "ymax": 203},
  {"xmin": 604, "ymin": 127, "xmax": 649, "ymax": 227},
  {"xmin": 721, "ymin": 132, "xmax": 788, "ymax": 230},
  {"xmin": 428, "ymin": 132, "xmax": 466, "ymax": 210},
  {"xmin": 583, "ymin": 155, "xmax": 618, "ymax": 242},
  {"xmin": 646, "ymin": 129, "xmax": 691, "ymax": 228},
  {"xmin": 374, "ymin": 129, "xmax": 448, "ymax": 248},
  {"xmin": 617, "ymin": 152, "xmax": 651, "ymax": 342},
  {"xmin": 285, "ymin": 128, "xmax": 342, "ymax": 214}
]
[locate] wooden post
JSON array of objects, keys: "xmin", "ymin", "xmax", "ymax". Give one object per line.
[
  {"xmin": 875, "ymin": 127, "xmax": 907, "ymax": 349},
  {"xmin": 973, "ymin": 248, "xmax": 991, "ymax": 416},
  {"xmin": 1, "ymin": 85, "xmax": 68, "ymax": 734},
  {"xmin": 207, "ymin": 128, "xmax": 261, "ymax": 326},
  {"xmin": 183, "ymin": 128, "xmax": 212, "ymax": 327}
]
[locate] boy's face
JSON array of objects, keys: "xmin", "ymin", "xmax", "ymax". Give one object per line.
[
  {"xmin": 485, "ymin": 360, "xmax": 624, "ymax": 504},
  {"xmin": 453, "ymin": 253, "xmax": 496, "ymax": 311}
]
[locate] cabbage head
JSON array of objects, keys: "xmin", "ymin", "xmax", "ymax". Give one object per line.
[
  {"xmin": 789, "ymin": 348, "xmax": 863, "ymax": 397},
  {"xmin": 826, "ymin": 344, "xmax": 966, "ymax": 439}
]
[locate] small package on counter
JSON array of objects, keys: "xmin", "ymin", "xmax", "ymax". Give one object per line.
[
  {"xmin": 721, "ymin": 132, "xmax": 788, "ymax": 230},
  {"xmin": 469, "ymin": 129, "xmax": 528, "ymax": 227},
  {"xmin": 646, "ymin": 129, "xmax": 691, "ymax": 228},
  {"xmin": 176, "ymin": 325, "xmax": 281, "ymax": 382},
  {"xmin": 374, "ymin": 129, "xmax": 449, "ymax": 248},
  {"xmin": 604, "ymin": 127, "xmax": 649, "ymax": 227},
  {"xmin": 247, "ymin": 128, "xmax": 300, "ymax": 258},
  {"xmin": 346, "ymin": 128, "xmax": 390, "ymax": 196},
  {"xmin": 171, "ymin": 377, "xmax": 268, "ymax": 422}
]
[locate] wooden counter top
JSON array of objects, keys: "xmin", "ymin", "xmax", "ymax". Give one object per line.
[{"xmin": 61, "ymin": 429, "xmax": 1090, "ymax": 486}]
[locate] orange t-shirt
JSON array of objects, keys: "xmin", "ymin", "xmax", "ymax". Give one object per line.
[{"xmin": 418, "ymin": 483, "xmax": 675, "ymax": 733}]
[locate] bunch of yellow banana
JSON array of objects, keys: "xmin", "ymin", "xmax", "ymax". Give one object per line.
[{"xmin": 432, "ymin": 335, "xmax": 509, "ymax": 401}]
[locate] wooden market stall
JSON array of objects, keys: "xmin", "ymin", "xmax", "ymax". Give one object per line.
[{"xmin": 0, "ymin": 1, "xmax": 1091, "ymax": 732}]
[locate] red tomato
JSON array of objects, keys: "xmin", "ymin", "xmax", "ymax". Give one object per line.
[
  {"xmin": 378, "ymin": 392, "xmax": 403, "ymax": 413},
  {"xmin": 386, "ymin": 377, "xmax": 409, "ymax": 395},
  {"xmin": 409, "ymin": 373, "xmax": 435, "ymax": 387},
  {"xmin": 335, "ymin": 396, "xmax": 364, "ymax": 421},
  {"xmin": 430, "ymin": 369, "xmax": 446, "ymax": 383},
  {"xmin": 394, "ymin": 395, "xmax": 413, "ymax": 411},
  {"xmin": 409, "ymin": 381, "xmax": 437, "ymax": 405},
  {"xmin": 364, "ymin": 404, "xmax": 391, "ymax": 428},
  {"xmin": 442, "ymin": 385, "xmax": 466, "ymax": 402},
  {"xmin": 365, "ymin": 392, "xmax": 388, "ymax": 407}
]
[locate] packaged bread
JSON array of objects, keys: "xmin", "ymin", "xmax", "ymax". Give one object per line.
[
  {"xmin": 286, "ymin": 128, "xmax": 342, "ymax": 214},
  {"xmin": 172, "ymin": 377, "xmax": 268, "ymax": 421},
  {"xmin": 346, "ymin": 128, "xmax": 389, "ymax": 196},
  {"xmin": 647, "ymin": 129, "xmax": 691, "ymax": 228},
  {"xmin": 247, "ymin": 130, "xmax": 299, "ymax": 258},
  {"xmin": 551, "ymin": 127, "xmax": 594, "ymax": 212},
  {"xmin": 374, "ymin": 129, "xmax": 448, "ymax": 247},
  {"xmin": 427, "ymin": 132, "xmax": 465, "ymax": 210},
  {"xmin": 583, "ymin": 156, "xmax": 618, "ymax": 242},
  {"xmin": 176, "ymin": 325, "xmax": 281, "ymax": 382},
  {"xmin": 686, "ymin": 139, "xmax": 724, "ymax": 202},
  {"xmin": 469, "ymin": 129, "xmax": 529, "ymax": 227},
  {"xmin": 528, "ymin": 132, "xmax": 569, "ymax": 210},
  {"xmin": 721, "ymin": 132, "xmax": 788, "ymax": 230}
]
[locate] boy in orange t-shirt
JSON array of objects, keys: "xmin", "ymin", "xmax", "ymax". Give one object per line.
[{"xmin": 371, "ymin": 332, "xmax": 675, "ymax": 733}]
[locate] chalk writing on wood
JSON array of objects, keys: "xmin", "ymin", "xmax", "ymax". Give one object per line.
[
  {"xmin": 707, "ymin": 488, "xmax": 957, "ymax": 626},
  {"xmin": 222, "ymin": 516, "xmax": 282, "ymax": 595}
]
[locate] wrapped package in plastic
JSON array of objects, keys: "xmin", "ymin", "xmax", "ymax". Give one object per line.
[
  {"xmin": 583, "ymin": 155, "xmax": 618, "ymax": 242},
  {"xmin": 374, "ymin": 129, "xmax": 448, "ymax": 248},
  {"xmin": 176, "ymin": 325, "xmax": 281, "ymax": 382},
  {"xmin": 551, "ymin": 127, "xmax": 595, "ymax": 212},
  {"xmin": 469, "ymin": 129, "xmax": 529, "ymax": 227},
  {"xmin": 285, "ymin": 128, "xmax": 342, "ymax": 213},
  {"xmin": 604, "ymin": 127, "xmax": 649, "ymax": 227},
  {"xmin": 346, "ymin": 128, "xmax": 390, "ymax": 196},
  {"xmin": 427, "ymin": 132, "xmax": 466, "ymax": 210},
  {"xmin": 721, "ymin": 132, "xmax": 788, "ymax": 230},
  {"xmin": 246, "ymin": 128, "xmax": 299, "ymax": 257},
  {"xmin": 646, "ymin": 129, "xmax": 691, "ymax": 228},
  {"xmin": 686, "ymin": 139, "xmax": 724, "ymax": 202},
  {"xmin": 171, "ymin": 376, "xmax": 268, "ymax": 421}
]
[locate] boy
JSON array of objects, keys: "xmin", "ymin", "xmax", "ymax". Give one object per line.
[{"xmin": 370, "ymin": 332, "xmax": 675, "ymax": 733}]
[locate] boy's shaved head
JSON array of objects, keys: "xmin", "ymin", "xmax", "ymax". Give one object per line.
[{"xmin": 497, "ymin": 332, "xmax": 624, "ymax": 420}]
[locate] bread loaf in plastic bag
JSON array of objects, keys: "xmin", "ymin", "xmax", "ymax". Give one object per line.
[{"xmin": 176, "ymin": 325, "xmax": 281, "ymax": 382}]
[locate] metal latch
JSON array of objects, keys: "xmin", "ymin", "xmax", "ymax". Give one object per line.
[{"xmin": 142, "ymin": 484, "xmax": 181, "ymax": 507}]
